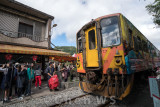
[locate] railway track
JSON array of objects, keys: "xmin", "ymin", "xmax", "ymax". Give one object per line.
[
  {"xmin": 1, "ymin": 87, "xmax": 113, "ymax": 107},
  {"xmin": 53, "ymin": 93, "xmax": 112, "ymax": 107}
]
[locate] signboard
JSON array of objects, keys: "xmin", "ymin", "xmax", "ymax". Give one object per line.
[
  {"xmin": 32, "ymin": 55, "xmax": 38, "ymax": 61},
  {"xmin": 153, "ymin": 94, "xmax": 160, "ymax": 107},
  {"xmin": 148, "ymin": 77, "xmax": 160, "ymax": 98},
  {"xmin": 5, "ymin": 54, "xmax": 12, "ymax": 61}
]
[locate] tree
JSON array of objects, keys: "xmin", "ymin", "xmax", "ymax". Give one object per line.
[{"xmin": 146, "ymin": 0, "xmax": 160, "ymax": 26}]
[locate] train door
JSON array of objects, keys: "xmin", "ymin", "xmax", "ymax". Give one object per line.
[{"xmin": 85, "ymin": 26, "xmax": 99, "ymax": 67}]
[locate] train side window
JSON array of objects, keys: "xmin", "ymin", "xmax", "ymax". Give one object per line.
[
  {"xmin": 151, "ymin": 45, "xmax": 154, "ymax": 56},
  {"xmin": 145, "ymin": 41, "xmax": 149, "ymax": 53},
  {"xmin": 88, "ymin": 29, "xmax": 96, "ymax": 50},
  {"xmin": 142, "ymin": 40, "xmax": 145, "ymax": 52},
  {"xmin": 128, "ymin": 29, "xmax": 133, "ymax": 47},
  {"xmin": 78, "ymin": 37, "xmax": 82, "ymax": 52},
  {"xmin": 142, "ymin": 40, "xmax": 148, "ymax": 53},
  {"xmin": 133, "ymin": 36, "xmax": 139, "ymax": 52},
  {"xmin": 153, "ymin": 47, "xmax": 157, "ymax": 57},
  {"xmin": 137, "ymin": 37, "xmax": 142, "ymax": 50},
  {"xmin": 148, "ymin": 43, "xmax": 151, "ymax": 54},
  {"xmin": 77, "ymin": 32, "xmax": 83, "ymax": 52}
]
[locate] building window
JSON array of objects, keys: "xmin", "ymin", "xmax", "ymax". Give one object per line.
[{"xmin": 18, "ymin": 22, "xmax": 33, "ymax": 35}]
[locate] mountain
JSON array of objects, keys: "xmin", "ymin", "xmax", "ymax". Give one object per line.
[{"xmin": 56, "ymin": 46, "xmax": 76, "ymax": 55}]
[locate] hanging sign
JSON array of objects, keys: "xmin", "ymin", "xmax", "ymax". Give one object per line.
[
  {"xmin": 148, "ymin": 76, "xmax": 160, "ymax": 98},
  {"xmin": 5, "ymin": 54, "xmax": 12, "ymax": 61},
  {"xmin": 153, "ymin": 94, "xmax": 160, "ymax": 107},
  {"xmin": 32, "ymin": 55, "xmax": 38, "ymax": 61}
]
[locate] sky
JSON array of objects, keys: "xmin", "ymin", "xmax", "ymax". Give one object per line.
[{"xmin": 16, "ymin": 0, "xmax": 160, "ymax": 49}]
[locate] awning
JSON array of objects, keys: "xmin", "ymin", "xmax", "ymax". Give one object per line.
[
  {"xmin": 50, "ymin": 56, "xmax": 77, "ymax": 62},
  {"xmin": 0, "ymin": 44, "xmax": 70, "ymax": 56}
]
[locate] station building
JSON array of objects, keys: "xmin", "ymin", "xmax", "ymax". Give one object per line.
[{"xmin": 0, "ymin": 0, "xmax": 71, "ymax": 72}]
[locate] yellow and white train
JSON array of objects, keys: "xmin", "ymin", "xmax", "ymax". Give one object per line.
[{"xmin": 76, "ymin": 13, "xmax": 160, "ymax": 100}]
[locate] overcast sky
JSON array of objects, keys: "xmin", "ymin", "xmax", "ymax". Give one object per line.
[{"xmin": 17, "ymin": 0, "xmax": 160, "ymax": 49}]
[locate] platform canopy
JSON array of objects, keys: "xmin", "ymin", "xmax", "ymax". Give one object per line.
[
  {"xmin": 0, "ymin": 44, "xmax": 70, "ymax": 56},
  {"xmin": 50, "ymin": 56, "xmax": 77, "ymax": 62}
]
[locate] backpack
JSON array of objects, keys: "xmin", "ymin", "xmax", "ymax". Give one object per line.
[{"xmin": 48, "ymin": 75, "xmax": 59, "ymax": 90}]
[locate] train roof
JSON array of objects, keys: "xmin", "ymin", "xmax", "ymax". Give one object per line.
[
  {"xmin": 77, "ymin": 13, "xmax": 121, "ymax": 33},
  {"xmin": 76, "ymin": 13, "xmax": 160, "ymax": 52},
  {"xmin": 95, "ymin": 13, "xmax": 121, "ymax": 21}
]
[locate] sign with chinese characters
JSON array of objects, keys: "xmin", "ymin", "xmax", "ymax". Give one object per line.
[{"xmin": 148, "ymin": 77, "xmax": 160, "ymax": 98}]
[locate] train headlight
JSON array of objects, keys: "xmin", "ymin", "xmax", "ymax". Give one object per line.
[
  {"xmin": 114, "ymin": 55, "xmax": 122, "ymax": 66},
  {"xmin": 76, "ymin": 62, "xmax": 80, "ymax": 68}
]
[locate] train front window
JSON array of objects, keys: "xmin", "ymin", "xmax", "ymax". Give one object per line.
[
  {"xmin": 100, "ymin": 16, "xmax": 120, "ymax": 47},
  {"xmin": 88, "ymin": 29, "xmax": 96, "ymax": 50}
]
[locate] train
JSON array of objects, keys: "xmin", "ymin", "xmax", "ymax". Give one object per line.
[{"xmin": 76, "ymin": 13, "xmax": 160, "ymax": 100}]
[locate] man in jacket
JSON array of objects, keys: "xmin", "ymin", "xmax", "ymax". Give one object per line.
[{"xmin": 45, "ymin": 62, "xmax": 54, "ymax": 90}]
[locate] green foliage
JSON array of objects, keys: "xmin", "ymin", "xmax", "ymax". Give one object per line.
[
  {"xmin": 56, "ymin": 46, "xmax": 76, "ymax": 55},
  {"xmin": 146, "ymin": 0, "xmax": 160, "ymax": 25}
]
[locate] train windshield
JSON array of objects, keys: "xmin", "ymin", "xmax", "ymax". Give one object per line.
[{"xmin": 100, "ymin": 16, "xmax": 120, "ymax": 47}]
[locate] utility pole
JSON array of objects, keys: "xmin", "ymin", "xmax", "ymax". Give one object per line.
[{"xmin": 48, "ymin": 24, "xmax": 57, "ymax": 49}]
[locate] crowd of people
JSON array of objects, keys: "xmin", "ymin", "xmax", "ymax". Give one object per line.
[
  {"xmin": 0, "ymin": 61, "xmax": 76, "ymax": 103},
  {"xmin": 46, "ymin": 62, "xmax": 75, "ymax": 90},
  {"xmin": 0, "ymin": 62, "xmax": 36, "ymax": 102}
]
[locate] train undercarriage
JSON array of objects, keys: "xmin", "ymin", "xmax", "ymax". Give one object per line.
[{"xmin": 79, "ymin": 71, "xmax": 134, "ymax": 100}]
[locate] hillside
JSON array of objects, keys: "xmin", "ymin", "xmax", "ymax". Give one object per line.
[{"xmin": 56, "ymin": 46, "xmax": 76, "ymax": 55}]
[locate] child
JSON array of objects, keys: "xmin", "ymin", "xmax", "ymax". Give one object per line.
[{"xmin": 34, "ymin": 65, "xmax": 42, "ymax": 89}]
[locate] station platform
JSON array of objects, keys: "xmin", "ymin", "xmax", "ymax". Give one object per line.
[{"xmin": 0, "ymin": 80, "xmax": 79, "ymax": 106}]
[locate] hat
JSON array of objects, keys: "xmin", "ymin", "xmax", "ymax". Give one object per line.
[
  {"xmin": 15, "ymin": 62, "xmax": 19, "ymax": 65},
  {"xmin": 49, "ymin": 62, "xmax": 53, "ymax": 65}
]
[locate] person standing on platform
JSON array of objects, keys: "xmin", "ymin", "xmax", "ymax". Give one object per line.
[
  {"xmin": 69, "ymin": 64, "xmax": 74, "ymax": 81},
  {"xmin": 0, "ymin": 62, "xmax": 12, "ymax": 102},
  {"xmin": 27, "ymin": 63, "xmax": 34, "ymax": 95},
  {"xmin": 16, "ymin": 65, "xmax": 23, "ymax": 100},
  {"xmin": 62, "ymin": 65, "xmax": 68, "ymax": 82},
  {"xmin": 57, "ymin": 63, "xmax": 62, "ymax": 89},
  {"xmin": 8, "ymin": 62, "xmax": 14, "ymax": 100},
  {"xmin": 13, "ymin": 63, "xmax": 19, "ymax": 97},
  {"xmin": 34, "ymin": 65, "xmax": 42, "ymax": 89},
  {"xmin": 21, "ymin": 64, "xmax": 28, "ymax": 96},
  {"xmin": 45, "ymin": 62, "xmax": 54, "ymax": 89}
]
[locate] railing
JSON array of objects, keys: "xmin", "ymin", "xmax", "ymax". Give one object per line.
[{"xmin": 0, "ymin": 29, "xmax": 47, "ymax": 42}]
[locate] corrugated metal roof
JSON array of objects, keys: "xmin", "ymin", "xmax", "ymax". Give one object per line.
[{"xmin": 0, "ymin": 0, "xmax": 54, "ymax": 20}]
